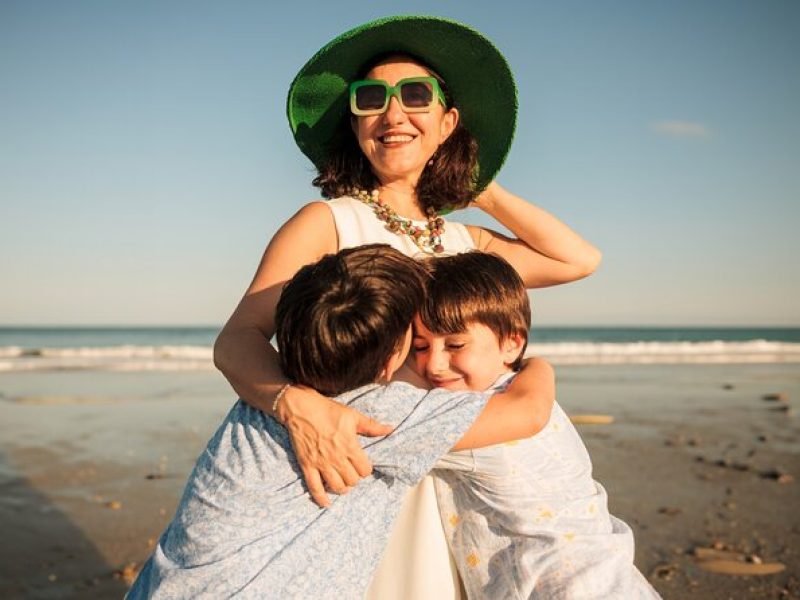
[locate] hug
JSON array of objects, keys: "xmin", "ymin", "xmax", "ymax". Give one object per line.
[
  {"xmin": 130, "ymin": 14, "xmax": 659, "ymax": 599},
  {"xmin": 129, "ymin": 245, "xmax": 656, "ymax": 598}
]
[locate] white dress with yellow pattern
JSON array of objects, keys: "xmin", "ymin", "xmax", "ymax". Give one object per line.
[{"xmin": 433, "ymin": 374, "xmax": 661, "ymax": 599}]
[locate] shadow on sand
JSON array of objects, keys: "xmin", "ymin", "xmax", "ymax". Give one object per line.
[{"xmin": 0, "ymin": 452, "xmax": 129, "ymax": 600}]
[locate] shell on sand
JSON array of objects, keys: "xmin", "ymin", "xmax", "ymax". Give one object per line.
[
  {"xmin": 570, "ymin": 414, "xmax": 614, "ymax": 425},
  {"xmin": 696, "ymin": 559, "xmax": 786, "ymax": 576}
]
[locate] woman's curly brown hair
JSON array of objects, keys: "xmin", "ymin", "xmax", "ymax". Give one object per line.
[{"xmin": 312, "ymin": 55, "xmax": 480, "ymax": 213}]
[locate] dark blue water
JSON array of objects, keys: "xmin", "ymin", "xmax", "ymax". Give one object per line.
[{"xmin": 0, "ymin": 327, "xmax": 219, "ymax": 349}]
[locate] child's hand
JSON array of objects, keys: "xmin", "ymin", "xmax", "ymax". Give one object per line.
[{"xmin": 278, "ymin": 385, "xmax": 394, "ymax": 507}]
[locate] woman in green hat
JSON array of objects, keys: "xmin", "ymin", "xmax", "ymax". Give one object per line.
[{"xmin": 214, "ymin": 15, "xmax": 601, "ymax": 596}]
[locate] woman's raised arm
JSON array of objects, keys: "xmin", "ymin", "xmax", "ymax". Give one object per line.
[
  {"xmin": 467, "ymin": 181, "xmax": 602, "ymax": 288},
  {"xmin": 214, "ymin": 202, "xmax": 393, "ymax": 507}
]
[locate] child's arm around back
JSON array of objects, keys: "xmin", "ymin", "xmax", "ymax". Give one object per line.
[{"xmin": 452, "ymin": 357, "xmax": 554, "ymax": 451}]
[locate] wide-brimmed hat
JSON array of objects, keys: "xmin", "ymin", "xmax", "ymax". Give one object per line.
[{"xmin": 286, "ymin": 15, "xmax": 517, "ymax": 191}]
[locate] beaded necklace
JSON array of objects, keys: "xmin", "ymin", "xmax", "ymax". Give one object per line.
[{"xmin": 351, "ymin": 188, "xmax": 445, "ymax": 254}]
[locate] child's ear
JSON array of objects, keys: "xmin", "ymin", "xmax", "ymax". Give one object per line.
[
  {"xmin": 381, "ymin": 327, "xmax": 413, "ymax": 382},
  {"xmin": 379, "ymin": 351, "xmax": 400, "ymax": 383},
  {"xmin": 500, "ymin": 334, "xmax": 525, "ymax": 366}
]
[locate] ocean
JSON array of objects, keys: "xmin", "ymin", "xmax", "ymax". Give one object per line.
[{"xmin": 1, "ymin": 326, "xmax": 799, "ymax": 372}]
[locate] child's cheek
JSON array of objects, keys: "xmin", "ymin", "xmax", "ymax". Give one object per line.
[{"xmin": 410, "ymin": 352, "xmax": 426, "ymax": 376}]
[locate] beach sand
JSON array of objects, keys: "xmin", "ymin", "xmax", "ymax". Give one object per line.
[{"xmin": 0, "ymin": 364, "xmax": 798, "ymax": 599}]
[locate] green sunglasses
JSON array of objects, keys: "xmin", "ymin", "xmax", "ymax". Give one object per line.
[{"xmin": 349, "ymin": 77, "xmax": 447, "ymax": 116}]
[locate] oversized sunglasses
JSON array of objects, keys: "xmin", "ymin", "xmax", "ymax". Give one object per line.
[{"xmin": 349, "ymin": 77, "xmax": 446, "ymax": 116}]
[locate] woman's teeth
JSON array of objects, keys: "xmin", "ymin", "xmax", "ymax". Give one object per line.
[{"xmin": 381, "ymin": 134, "xmax": 413, "ymax": 144}]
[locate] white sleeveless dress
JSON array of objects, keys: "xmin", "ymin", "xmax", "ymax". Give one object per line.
[{"xmin": 326, "ymin": 196, "xmax": 475, "ymax": 600}]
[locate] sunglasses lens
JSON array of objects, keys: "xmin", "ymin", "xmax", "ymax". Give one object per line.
[
  {"xmin": 400, "ymin": 81, "xmax": 434, "ymax": 108},
  {"xmin": 354, "ymin": 85, "xmax": 387, "ymax": 112}
]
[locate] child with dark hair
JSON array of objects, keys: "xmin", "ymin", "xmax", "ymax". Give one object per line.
[
  {"xmin": 413, "ymin": 251, "xmax": 660, "ymax": 598},
  {"xmin": 128, "ymin": 244, "xmax": 553, "ymax": 599}
]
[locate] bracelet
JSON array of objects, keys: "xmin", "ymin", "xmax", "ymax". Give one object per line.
[{"xmin": 272, "ymin": 383, "xmax": 292, "ymax": 418}]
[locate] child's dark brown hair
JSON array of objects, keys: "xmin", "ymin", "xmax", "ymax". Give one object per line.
[
  {"xmin": 276, "ymin": 244, "xmax": 428, "ymax": 395},
  {"xmin": 419, "ymin": 251, "xmax": 530, "ymax": 369}
]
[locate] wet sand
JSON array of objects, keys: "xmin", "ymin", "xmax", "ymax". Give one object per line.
[{"xmin": 0, "ymin": 365, "xmax": 798, "ymax": 599}]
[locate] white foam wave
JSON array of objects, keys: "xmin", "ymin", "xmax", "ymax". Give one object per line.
[
  {"xmin": 0, "ymin": 346, "xmax": 23, "ymax": 358},
  {"xmin": 528, "ymin": 340, "xmax": 800, "ymax": 364},
  {"xmin": 0, "ymin": 340, "xmax": 799, "ymax": 372},
  {"xmin": 0, "ymin": 345, "xmax": 214, "ymax": 372}
]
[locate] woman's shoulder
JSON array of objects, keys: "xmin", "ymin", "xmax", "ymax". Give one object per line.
[
  {"xmin": 290, "ymin": 196, "xmax": 379, "ymax": 253},
  {"xmin": 284, "ymin": 200, "xmax": 337, "ymax": 230},
  {"xmin": 308, "ymin": 195, "xmax": 366, "ymax": 218},
  {"xmin": 269, "ymin": 201, "xmax": 338, "ymax": 257},
  {"xmin": 324, "ymin": 195, "xmax": 362, "ymax": 209},
  {"xmin": 296, "ymin": 199, "xmax": 332, "ymax": 214}
]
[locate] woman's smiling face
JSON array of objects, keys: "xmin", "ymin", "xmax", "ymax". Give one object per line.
[{"xmin": 352, "ymin": 57, "xmax": 459, "ymax": 186}]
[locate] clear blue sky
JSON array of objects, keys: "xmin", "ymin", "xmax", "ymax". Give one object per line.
[{"xmin": 1, "ymin": 1, "xmax": 798, "ymax": 326}]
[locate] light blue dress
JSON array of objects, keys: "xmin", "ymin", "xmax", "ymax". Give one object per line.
[
  {"xmin": 433, "ymin": 374, "xmax": 661, "ymax": 599},
  {"xmin": 127, "ymin": 382, "xmax": 490, "ymax": 599}
]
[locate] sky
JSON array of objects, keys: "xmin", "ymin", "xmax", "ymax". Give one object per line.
[{"xmin": 1, "ymin": 0, "xmax": 798, "ymax": 326}]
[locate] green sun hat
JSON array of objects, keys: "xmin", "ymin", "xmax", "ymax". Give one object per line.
[{"xmin": 286, "ymin": 15, "xmax": 517, "ymax": 192}]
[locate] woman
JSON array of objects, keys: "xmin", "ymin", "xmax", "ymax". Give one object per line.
[{"xmin": 214, "ymin": 15, "xmax": 601, "ymax": 598}]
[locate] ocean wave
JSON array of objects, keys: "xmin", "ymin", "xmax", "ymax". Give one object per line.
[
  {"xmin": 1, "ymin": 340, "xmax": 799, "ymax": 372},
  {"xmin": 0, "ymin": 345, "xmax": 214, "ymax": 372},
  {"xmin": 527, "ymin": 340, "xmax": 800, "ymax": 364}
]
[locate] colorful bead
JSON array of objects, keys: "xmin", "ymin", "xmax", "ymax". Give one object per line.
[{"xmin": 350, "ymin": 188, "xmax": 445, "ymax": 254}]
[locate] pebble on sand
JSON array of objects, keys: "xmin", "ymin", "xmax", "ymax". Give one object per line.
[
  {"xmin": 658, "ymin": 506, "xmax": 682, "ymax": 516},
  {"xmin": 650, "ymin": 563, "xmax": 679, "ymax": 581},
  {"xmin": 105, "ymin": 500, "xmax": 122, "ymax": 510},
  {"xmin": 113, "ymin": 562, "xmax": 140, "ymax": 586},
  {"xmin": 761, "ymin": 469, "xmax": 794, "ymax": 484}
]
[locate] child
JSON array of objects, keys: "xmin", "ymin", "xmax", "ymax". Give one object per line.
[
  {"xmin": 412, "ymin": 251, "xmax": 661, "ymax": 599},
  {"xmin": 127, "ymin": 244, "xmax": 552, "ymax": 599}
]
